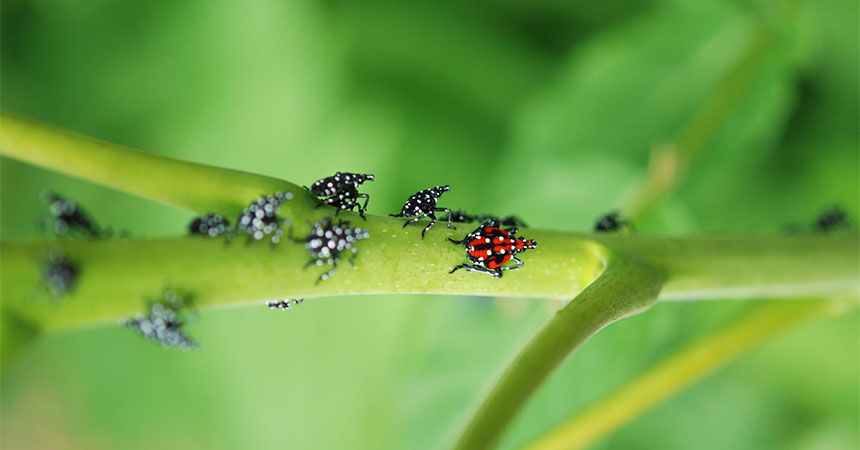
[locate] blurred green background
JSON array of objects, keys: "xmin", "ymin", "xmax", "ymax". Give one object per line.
[{"xmin": 1, "ymin": 0, "xmax": 857, "ymax": 449}]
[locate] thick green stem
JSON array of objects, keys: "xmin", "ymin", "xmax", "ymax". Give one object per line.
[
  {"xmin": 452, "ymin": 252, "xmax": 665, "ymax": 450},
  {"xmin": 524, "ymin": 298, "xmax": 858, "ymax": 450},
  {"xmin": 3, "ymin": 113, "xmax": 855, "ymax": 335},
  {"xmin": 2, "ymin": 232, "xmax": 857, "ymax": 333}
]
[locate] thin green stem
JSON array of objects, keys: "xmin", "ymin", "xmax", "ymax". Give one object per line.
[
  {"xmin": 625, "ymin": 18, "xmax": 770, "ymax": 219},
  {"xmin": 452, "ymin": 253, "xmax": 665, "ymax": 450},
  {"xmin": 0, "ymin": 113, "xmax": 315, "ymax": 217},
  {"xmin": 524, "ymin": 298, "xmax": 858, "ymax": 450}
]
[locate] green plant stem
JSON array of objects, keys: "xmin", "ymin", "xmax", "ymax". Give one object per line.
[
  {"xmin": 3, "ymin": 113, "xmax": 856, "ymax": 335},
  {"xmin": 2, "ymin": 232, "xmax": 857, "ymax": 333},
  {"xmin": 0, "ymin": 113, "xmax": 314, "ymax": 216},
  {"xmin": 452, "ymin": 252, "xmax": 665, "ymax": 450},
  {"xmin": 524, "ymin": 298, "xmax": 858, "ymax": 450}
]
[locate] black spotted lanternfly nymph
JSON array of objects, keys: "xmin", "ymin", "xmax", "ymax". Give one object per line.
[
  {"xmin": 307, "ymin": 172, "xmax": 375, "ymax": 220},
  {"xmin": 235, "ymin": 191, "xmax": 293, "ymax": 246},
  {"xmin": 41, "ymin": 191, "xmax": 103, "ymax": 238},
  {"xmin": 122, "ymin": 289, "xmax": 198, "ymax": 350},
  {"xmin": 447, "ymin": 209, "xmax": 528, "ymax": 228},
  {"xmin": 814, "ymin": 206, "xmax": 851, "ymax": 232},
  {"xmin": 266, "ymin": 299, "xmax": 304, "ymax": 310},
  {"xmin": 302, "ymin": 217, "xmax": 369, "ymax": 283},
  {"xmin": 390, "ymin": 185, "xmax": 455, "ymax": 238},
  {"xmin": 594, "ymin": 211, "xmax": 632, "ymax": 233},
  {"xmin": 189, "ymin": 213, "xmax": 230, "ymax": 237},
  {"xmin": 42, "ymin": 249, "xmax": 79, "ymax": 298}
]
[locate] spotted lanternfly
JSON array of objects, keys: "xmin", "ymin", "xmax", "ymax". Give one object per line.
[
  {"xmin": 189, "ymin": 213, "xmax": 230, "ymax": 237},
  {"xmin": 448, "ymin": 219, "xmax": 537, "ymax": 278},
  {"xmin": 235, "ymin": 192, "xmax": 293, "ymax": 246},
  {"xmin": 308, "ymin": 172, "xmax": 375, "ymax": 220},
  {"xmin": 447, "ymin": 209, "xmax": 528, "ymax": 228},
  {"xmin": 122, "ymin": 289, "xmax": 198, "ymax": 350},
  {"xmin": 390, "ymin": 185, "xmax": 455, "ymax": 238},
  {"xmin": 814, "ymin": 207, "xmax": 850, "ymax": 232},
  {"xmin": 594, "ymin": 212, "xmax": 631, "ymax": 233},
  {"xmin": 42, "ymin": 249, "xmax": 79, "ymax": 298},
  {"xmin": 41, "ymin": 191, "xmax": 103, "ymax": 238},
  {"xmin": 267, "ymin": 299, "xmax": 304, "ymax": 310},
  {"xmin": 302, "ymin": 217, "xmax": 369, "ymax": 283}
]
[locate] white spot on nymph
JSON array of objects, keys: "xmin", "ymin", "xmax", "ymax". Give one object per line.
[
  {"xmin": 485, "ymin": 238, "xmax": 490, "ymax": 243},
  {"xmin": 486, "ymin": 250, "xmax": 491, "ymax": 256}
]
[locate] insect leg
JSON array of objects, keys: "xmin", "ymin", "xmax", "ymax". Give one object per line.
[
  {"xmin": 421, "ymin": 212, "xmax": 438, "ymax": 239},
  {"xmin": 316, "ymin": 258, "xmax": 339, "ymax": 284},
  {"xmin": 402, "ymin": 214, "xmax": 426, "ymax": 228},
  {"xmin": 435, "ymin": 207, "xmax": 456, "ymax": 230},
  {"xmin": 500, "ymin": 256, "xmax": 524, "ymax": 271},
  {"xmin": 449, "ymin": 263, "xmax": 502, "ymax": 278},
  {"xmin": 355, "ymin": 193, "xmax": 370, "ymax": 220}
]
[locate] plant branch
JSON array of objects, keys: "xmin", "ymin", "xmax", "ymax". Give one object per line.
[
  {"xmin": 524, "ymin": 298, "xmax": 858, "ymax": 450},
  {"xmin": 2, "ymin": 232, "xmax": 857, "ymax": 333},
  {"xmin": 0, "ymin": 113, "xmax": 315, "ymax": 217},
  {"xmin": 3, "ymin": 113, "xmax": 856, "ymax": 336},
  {"xmin": 452, "ymin": 252, "xmax": 665, "ymax": 450}
]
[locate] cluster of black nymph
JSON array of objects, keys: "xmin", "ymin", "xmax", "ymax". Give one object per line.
[{"xmin": 301, "ymin": 173, "xmax": 541, "ymax": 278}]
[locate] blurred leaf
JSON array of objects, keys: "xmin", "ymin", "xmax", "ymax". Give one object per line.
[{"xmin": 505, "ymin": 1, "xmax": 800, "ymax": 230}]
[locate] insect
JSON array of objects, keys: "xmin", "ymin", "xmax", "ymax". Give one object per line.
[
  {"xmin": 447, "ymin": 209, "xmax": 528, "ymax": 228},
  {"xmin": 448, "ymin": 219, "xmax": 537, "ymax": 278},
  {"xmin": 390, "ymin": 185, "xmax": 455, "ymax": 238},
  {"xmin": 235, "ymin": 192, "xmax": 293, "ymax": 246},
  {"xmin": 188, "ymin": 213, "xmax": 230, "ymax": 237},
  {"xmin": 42, "ymin": 249, "xmax": 79, "ymax": 298},
  {"xmin": 594, "ymin": 212, "xmax": 631, "ymax": 232},
  {"xmin": 308, "ymin": 172, "xmax": 375, "ymax": 220},
  {"xmin": 266, "ymin": 299, "xmax": 304, "ymax": 310},
  {"xmin": 814, "ymin": 207, "xmax": 850, "ymax": 232},
  {"xmin": 41, "ymin": 191, "xmax": 103, "ymax": 238},
  {"xmin": 122, "ymin": 289, "xmax": 198, "ymax": 350},
  {"xmin": 302, "ymin": 217, "xmax": 370, "ymax": 283}
]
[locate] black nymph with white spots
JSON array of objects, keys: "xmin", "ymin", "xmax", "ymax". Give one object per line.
[
  {"xmin": 188, "ymin": 213, "xmax": 230, "ymax": 237},
  {"xmin": 302, "ymin": 217, "xmax": 370, "ymax": 283},
  {"xmin": 122, "ymin": 289, "xmax": 198, "ymax": 350},
  {"xmin": 447, "ymin": 209, "xmax": 528, "ymax": 228},
  {"xmin": 814, "ymin": 206, "xmax": 850, "ymax": 232},
  {"xmin": 594, "ymin": 211, "xmax": 631, "ymax": 233},
  {"xmin": 267, "ymin": 299, "xmax": 304, "ymax": 310},
  {"xmin": 308, "ymin": 172, "xmax": 375, "ymax": 220},
  {"xmin": 235, "ymin": 191, "xmax": 293, "ymax": 246},
  {"xmin": 41, "ymin": 191, "xmax": 103, "ymax": 238},
  {"xmin": 42, "ymin": 249, "xmax": 79, "ymax": 298},
  {"xmin": 390, "ymin": 185, "xmax": 455, "ymax": 239}
]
